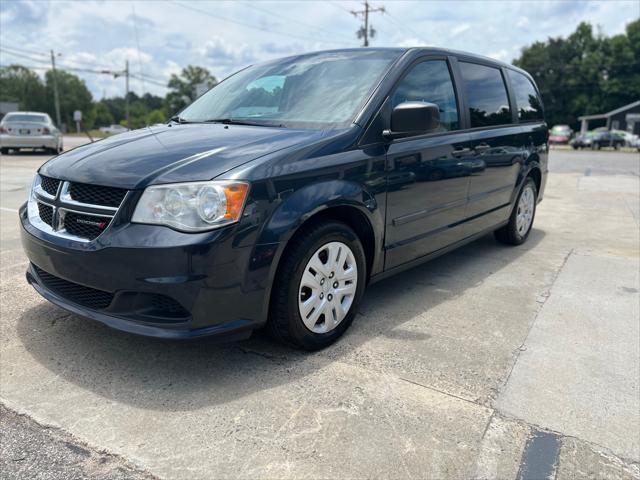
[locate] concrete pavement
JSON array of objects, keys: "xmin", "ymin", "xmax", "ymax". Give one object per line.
[{"xmin": 0, "ymin": 148, "xmax": 638, "ymax": 479}]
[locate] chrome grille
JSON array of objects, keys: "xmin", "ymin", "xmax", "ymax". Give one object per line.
[
  {"xmin": 30, "ymin": 175, "xmax": 128, "ymax": 242},
  {"xmin": 40, "ymin": 176, "xmax": 60, "ymax": 196},
  {"xmin": 63, "ymin": 211, "xmax": 110, "ymax": 239},
  {"xmin": 68, "ymin": 183, "xmax": 127, "ymax": 208},
  {"xmin": 37, "ymin": 202, "xmax": 54, "ymax": 227}
]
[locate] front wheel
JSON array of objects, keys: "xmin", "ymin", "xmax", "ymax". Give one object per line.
[
  {"xmin": 268, "ymin": 221, "xmax": 367, "ymax": 350},
  {"xmin": 494, "ymin": 177, "xmax": 537, "ymax": 245}
]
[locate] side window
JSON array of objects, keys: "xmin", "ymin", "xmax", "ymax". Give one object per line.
[
  {"xmin": 508, "ymin": 70, "xmax": 544, "ymax": 121},
  {"xmin": 391, "ymin": 60, "xmax": 459, "ymax": 131},
  {"xmin": 459, "ymin": 62, "xmax": 511, "ymax": 127}
]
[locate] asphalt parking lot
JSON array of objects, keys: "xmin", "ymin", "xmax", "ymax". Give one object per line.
[{"xmin": 1, "ymin": 142, "xmax": 639, "ymax": 479}]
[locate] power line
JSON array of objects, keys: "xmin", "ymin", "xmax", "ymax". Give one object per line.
[
  {"xmin": 327, "ymin": 1, "xmax": 354, "ymax": 14},
  {"xmin": 1, "ymin": 47, "xmax": 169, "ymax": 85},
  {"xmin": 130, "ymin": 73, "xmax": 166, "ymax": 88},
  {"xmin": 2, "ymin": 45, "xmax": 117, "ymax": 71},
  {"xmin": 0, "ymin": 63, "xmax": 48, "ymax": 70},
  {"xmin": 0, "ymin": 48, "xmax": 51, "ymax": 65},
  {"xmin": 0, "ymin": 45, "xmax": 49, "ymax": 58},
  {"xmin": 169, "ymin": 0, "xmax": 349, "ymax": 46},
  {"xmin": 383, "ymin": 11, "xmax": 427, "ymax": 44},
  {"xmin": 238, "ymin": 1, "xmax": 355, "ymax": 43}
]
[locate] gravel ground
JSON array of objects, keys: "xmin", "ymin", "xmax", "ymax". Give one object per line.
[{"xmin": 0, "ymin": 405, "xmax": 155, "ymax": 480}]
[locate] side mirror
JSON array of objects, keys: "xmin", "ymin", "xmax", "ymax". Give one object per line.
[{"xmin": 383, "ymin": 101, "xmax": 440, "ymax": 139}]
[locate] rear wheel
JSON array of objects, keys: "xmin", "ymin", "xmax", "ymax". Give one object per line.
[
  {"xmin": 0, "ymin": 148, "xmax": 9, "ymax": 155},
  {"xmin": 494, "ymin": 177, "xmax": 537, "ymax": 245},
  {"xmin": 268, "ymin": 221, "xmax": 367, "ymax": 350}
]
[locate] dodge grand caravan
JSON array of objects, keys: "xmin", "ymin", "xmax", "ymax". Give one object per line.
[{"xmin": 21, "ymin": 48, "xmax": 548, "ymax": 350}]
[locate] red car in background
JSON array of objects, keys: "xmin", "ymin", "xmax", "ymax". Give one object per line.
[{"xmin": 549, "ymin": 125, "xmax": 573, "ymax": 145}]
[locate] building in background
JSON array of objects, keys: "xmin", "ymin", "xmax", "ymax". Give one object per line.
[
  {"xmin": 578, "ymin": 101, "xmax": 640, "ymax": 135},
  {"xmin": 0, "ymin": 102, "xmax": 19, "ymax": 120}
]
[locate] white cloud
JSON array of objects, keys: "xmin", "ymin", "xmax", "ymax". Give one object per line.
[
  {"xmin": 396, "ymin": 38, "xmax": 425, "ymax": 48},
  {"xmin": 487, "ymin": 50, "xmax": 510, "ymax": 62},
  {"xmin": 451, "ymin": 24, "xmax": 471, "ymax": 36},
  {"xmin": 1, "ymin": 0, "xmax": 636, "ymax": 99}
]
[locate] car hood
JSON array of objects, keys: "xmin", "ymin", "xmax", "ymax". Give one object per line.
[{"xmin": 40, "ymin": 123, "xmax": 328, "ymax": 189}]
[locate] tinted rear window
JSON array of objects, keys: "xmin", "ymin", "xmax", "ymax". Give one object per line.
[
  {"xmin": 4, "ymin": 114, "xmax": 47, "ymax": 123},
  {"xmin": 508, "ymin": 70, "xmax": 544, "ymax": 121},
  {"xmin": 459, "ymin": 62, "xmax": 511, "ymax": 128}
]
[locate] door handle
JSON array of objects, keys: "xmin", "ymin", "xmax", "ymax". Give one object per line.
[
  {"xmin": 452, "ymin": 147, "xmax": 472, "ymax": 158},
  {"xmin": 474, "ymin": 143, "xmax": 490, "ymax": 153}
]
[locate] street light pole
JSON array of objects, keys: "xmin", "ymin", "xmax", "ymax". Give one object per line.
[{"xmin": 50, "ymin": 50, "xmax": 62, "ymax": 128}]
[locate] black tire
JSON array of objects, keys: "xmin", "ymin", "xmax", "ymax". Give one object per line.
[
  {"xmin": 0, "ymin": 148, "xmax": 9, "ymax": 155},
  {"xmin": 494, "ymin": 177, "xmax": 538, "ymax": 246},
  {"xmin": 268, "ymin": 220, "xmax": 367, "ymax": 350}
]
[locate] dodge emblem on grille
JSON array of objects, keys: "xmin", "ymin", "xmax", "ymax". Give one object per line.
[{"xmin": 76, "ymin": 218, "xmax": 108, "ymax": 229}]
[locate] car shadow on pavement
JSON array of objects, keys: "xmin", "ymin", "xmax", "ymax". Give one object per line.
[{"xmin": 17, "ymin": 230, "xmax": 545, "ymax": 411}]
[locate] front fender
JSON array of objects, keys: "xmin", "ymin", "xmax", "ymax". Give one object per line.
[
  {"xmin": 259, "ymin": 179, "xmax": 380, "ymax": 244},
  {"xmin": 249, "ymin": 179, "xmax": 384, "ymax": 324}
]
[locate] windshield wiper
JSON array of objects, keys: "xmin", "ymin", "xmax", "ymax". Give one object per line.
[
  {"xmin": 203, "ymin": 118, "xmax": 281, "ymax": 127},
  {"xmin": 169, "ymin": 115, "xmax": 190, "ymax": 124}
]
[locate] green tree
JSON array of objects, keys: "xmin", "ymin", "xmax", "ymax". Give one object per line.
[
  {"xmin": 514, "ymin": 19, "xmax": 640, "ymax": 129},
  {"xmin": 44, "ymin": 69, "xmax": 94, "ymax": 129},
  {"xmin": 0, "ymin": 65, "xmax": 48, "ymax": 113},
  {"xmin": 145, "ymin": 109, "xmax": 166, "ymax": 125},
  {"xmin": 166, "ymin": 65, "xmax": 217, "ymax": 114},
  {"xmin": 93, "ymin": 101, "xmax": 115, "ymax": 127}
]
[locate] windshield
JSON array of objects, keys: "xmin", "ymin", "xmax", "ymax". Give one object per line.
[
  {"xmin": 551, "ymin": 125, "xmax": 571, "ymax": 135},
  {"xmin": 3, "ymin": 114, "xmax": 48, "ymax": 123},
  {"xmin": 179, "ymin": 50, "xmax": 401, "ymax": 129}
]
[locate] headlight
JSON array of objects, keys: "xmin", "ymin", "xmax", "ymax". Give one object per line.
[
  {"xmin": 27, "ymin": 174, "xmax": 40, "ymax": 222},
  {"xmin": 132, "ymin": 180, "xmax": 249, "ymax": 232}
]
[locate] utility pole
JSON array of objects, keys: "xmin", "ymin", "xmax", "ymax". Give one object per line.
[
  {"xmin": 100, "ymin": 65, "xmax": 130, "ymax": 128},
  {"xmin": 50, "ymin": 50, "xmax": 62, "ymax": 128},
  {"xmin": 125, "ymin": 60, "xmax": 130, "ymax": 130},
  {"xmin": 351, "ymin": 1, "xmax": 385, "ymax": 47}
]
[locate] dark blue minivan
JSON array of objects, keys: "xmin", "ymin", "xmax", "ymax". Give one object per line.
[{"xmin": 20, "ymin": 48, "xmax": 548, "ymax": 349}]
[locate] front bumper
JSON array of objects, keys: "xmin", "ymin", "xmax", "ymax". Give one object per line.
[
  {"xmin": 20, "ymin": 204, "xmax": 270, "ymax": 339},
  {"xmin": 1, "ymin": 134, "xmax": 59, "ymax": 149}
]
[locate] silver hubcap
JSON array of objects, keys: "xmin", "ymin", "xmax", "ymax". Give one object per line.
[
  {"xmin": 516, "ymin": 185, "xmax": 535, "ymax": 236},
  {"xmin": 298, "ymin": 241, "xmax": 358, "ymax": 334}
]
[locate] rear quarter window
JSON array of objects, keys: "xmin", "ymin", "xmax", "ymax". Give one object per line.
[
  {"xmin": 508, "ymin": 70, "xmax": 544, "ymax": 121},
  {"xmin": 459, "ymin": 62, "xmax": 512, "ymax": 128}
]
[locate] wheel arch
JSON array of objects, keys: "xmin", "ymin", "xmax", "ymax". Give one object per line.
[
  {"xmin": 527, "ymin": 165, "xmax": 542, "ymax": 193},
  {"xmin": 253, "ymin": 179, "xmax": 384, "ymax": 324}
]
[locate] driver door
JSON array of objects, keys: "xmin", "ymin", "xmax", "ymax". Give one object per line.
[{"xmin": 384, "ymin": 58, "xmax": 473, "ymax": 269}]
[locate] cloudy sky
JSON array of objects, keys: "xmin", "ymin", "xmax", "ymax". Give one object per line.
[{"xmin": 1, "ymin": 0, "xmax": 638, "ymax": 99}]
